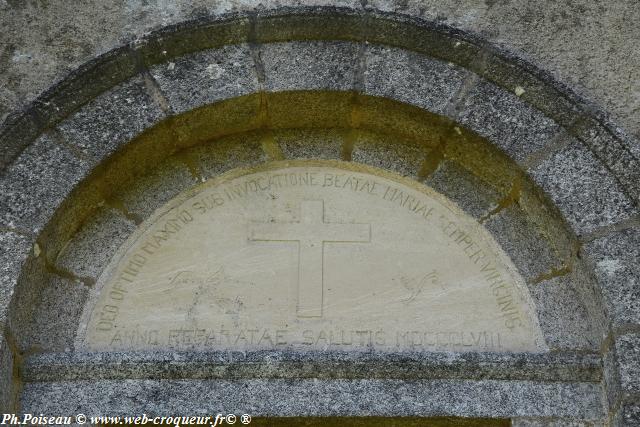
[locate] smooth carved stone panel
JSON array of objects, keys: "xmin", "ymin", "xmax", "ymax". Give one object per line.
[{"xmin": 77, "ymin": 161, "xmax": 545, "ymax": 353}]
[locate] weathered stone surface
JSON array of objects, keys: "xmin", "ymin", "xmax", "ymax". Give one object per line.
[
  {"xmin": 479, "ymin": 0, "xmax": 640, "ymax": 142},
  {"xmin": 476, "ymin": 51, "xmax": 582, "ymax": 131},
  {"xmin": 190, "ymin": 133, "xmax": 268, "ymax": 180},
  {"xmin": 424, "ymin": 160, "xmax": 500, "ymax": 220},
  {"xmin": 572, "ymin": 119, "xmax": 640, "ymax": 203},
  {"xmin": 0, "ymin": 334, "xmax": 13, "ymax": 412},
  {"xmin": 150, "ymin": 44, "xmax": 259, "ymax": 115},
  {"xmin": 275, "ymin": 129, "xmax": 344, "ymax": 160},
  {"xmin": 2, "ymin": 1, "xmax": 640, "ymax": 141},
  {"xmin": 170, "ymin": 91, "xmax": 263, "ymax": 145},
  {"xmin": 21, "ymin": 351, "xmax": 602, "ymax": 383},
  {"xmin": 603, "ymin": 341, "xmax": 621, "ymax": 408},
  {"xmin": 0, "ymin": 133, "xmax": 90, "ymax": 233},
  {"xmin": 512, "ymin": 418, "xmax": 604, "ymax": 427},
  {"xmin": 603, "ymin": 333, "xmax": 640, "ymax": 410},
  {"xmin": 0, "ymin": 108, "xmax": 44, "ymax": 170},
  {"xmin": 363, "ymin": 9, "xmax": 482, "ymax": 69},
  {"xmin": 456, "ymin": 80, "xmax": 561, "ymax": 164},
  {"xmin": 0, "ymin": 6, "xmax": 636, "ymax": 421},
  {"xmin": 351, "ymin": 131, "xmax": 426, "ymax": 179},
  {"xmin": 367, "ymin": 1, "xmax": 640, "ymax": 143},
  {"xmin": 261, "ymin": 41, "xmax": 358, "ymax": 91},
  {"xmin": 3, "ymin": 254, "xmax": 47, "ymax": 353},
  {"xmin": 363, "ymin": 44, "xmax": 470, "ymax": 116},
  {"xmin": 57, "ymin": 76, "xmax": 165, "ymax": 163},
  {"xmin": 614, "ymin": 333, "xmax": 640, "ymax": 397},
  {"xmin": 530, "ymin": 141, "xmax": 637, "ymax": 236},
  {"xmin": 268, "ymin": 91, "xmax": 352, "ymax": 130},
  {"xmin": 484, "ymin": 206, "xmax": 561, "ymax": 283},
  {"xmin": 529, "ymin": 274, "xmax": 599, "ymax": 351},
  {"xmin": 0, "ymin": 232, "xmax": 33, "ymax": 327},
  {"xmin": 583, "ymin": 228, "xmax": 640, "ymax": 327},
  {"xmin": 134, "ymin": 14, "xmax": 252, "ymax": 67},
  {"xmin": 20, "ymin": 378, "xmax": 604, "ymax": 419},
  {"xmin": 118, "ymin": 159, "xmax": 197, "ymax": 220},
  {"xmin": 614, "ymin": 403, "xmax": 640, "ymax": 427},
  {"xmin": 56, "ymin": 207, "xmax": 136, "ymax": 280},
  {"xmin": 22, "ymin": 275, "xmax": 89, "ymax": 353}
]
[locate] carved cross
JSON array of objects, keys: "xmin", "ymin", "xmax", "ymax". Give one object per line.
[{"xmin": 250, "ymin": 200, "xmax": 371, "ymax": 317}]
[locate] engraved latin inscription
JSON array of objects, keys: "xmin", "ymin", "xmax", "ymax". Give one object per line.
[
  {"xmin": 78, "ymin": 162, "xmax": 546, "ymax": 352},
  {"xmin": 250, "ymin": 200, "xmax": 371, "ymax": 317}
]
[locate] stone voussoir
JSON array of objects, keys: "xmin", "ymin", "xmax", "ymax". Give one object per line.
[
  {"xmin": 528, "ymin": 273, "xmax": 600, "ymax": 352},
  {"xmin": 118, "ymin": 159, "xmax": 198, "ymax": 221},
  {"xmin": 604, "ymin": 340, "xmax": 621, "ymax": 409},
  {"xmin": 603, "ymin": 332, "xmax": 640, "ymax": 413},
  {"xmin": 571, "ymin": 117, "xmax": 640, "ymax": 204},
  {"xmin": 612, "ymin": 333, "xmax": 640, "ymax": 398},
  {"xmin": 529, "ymin": 139, "xmax": 638, "ymax": 237},
  {"xmin": 56, "ymin": 75, "xmax": 166, "ymax": 164},
  {"xmin": 21, "ymin": 275, "xmax": 89, "ymax": 353},
  {"xmin": 260, "ymin": 40, "xmax": 360, "ymax": 92},
  {"xmin": 476, "ymin": 49, "xmax": 583, "ymax": 132},
  {"xmin": 254, "ymin": 6, "xmax": 364, "ymax": 44},
  {"xmin": 0, "ymin": 109, "xmax": 45, "ymax": 172},
  {"xmin": 134, "ymin": 13, "xmax": 252, "ymax": 68},
  {"xmin": 0, "ymin": 6, "xmax": 636, "ymax": 193},
  {"xmin": 363, "ymin": 7, "xmax": 483, "ymax": 70},
  {"xmin": 189, "ymin": 133, "xmax": 269, "ymax": 181},
  {"xmin": 362, "ymin": 44, "xmax": 471, "ymax": 117},
  {"xmin": 0, "ymin": 232, "xmax": 34, "ymax": 329},
  {"xmin": 455, "ymin": 79, "xmax": 563, "ymax": 165},
  {"xmin": 511, "ymin": 419, "xmax": 605, "ymax": 427},
  {"xmin": 424, "ymin": 160, "xmax": 501, "ymax": 220},
  {"xmin": 0, "ymin": 45, "xmax": 139, "ymax": 171},
  {"xmin": 55, "ymin": 207, "xmax": 137, "ymax": 282},
  {"xmin": 149, "ymin": 43, "xmax": 259, "ymax": 116},
  {"xmin": 582, "ymin": 227, "xmax": 640, "ymax": 328},
  {"xmin": 350, "ymin": 131, "xmax": 427, "ymax": 179},
  {"xmin": 274, "ymin": 128, "xmax": 345, "ymax": 160},
  {"xmin": 483, "ymin": 205, "xmax": 562, "ymax": 283},
  {"xmin": 0, "ymin": 133, "xmax": 91, "ymax": 235},
  {"xmin": 613, "ymin": 403, "xmax": 640, "ymax": 427}
]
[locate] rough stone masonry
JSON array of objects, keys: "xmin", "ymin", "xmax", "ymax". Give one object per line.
[{"xmin": 0, "ymin": 2, "xmax": 639, "ymax": 426}]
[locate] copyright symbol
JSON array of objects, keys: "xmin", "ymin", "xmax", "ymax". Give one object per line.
[
  {"xmin": 226, "ymin": 414, "xmax": 236, "ymax": 424},
  {"xmin": 76, "ymin": 414, "xmax": 87, "ymax": 424}
]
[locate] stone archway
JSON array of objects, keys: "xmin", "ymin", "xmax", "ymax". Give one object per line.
[{"xmin": 0, "ymin": 6, "xmax": 638, "ymax": 426}]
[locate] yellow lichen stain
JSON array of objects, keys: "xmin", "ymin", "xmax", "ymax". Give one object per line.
[
  {"xmin": 479, "ymin": 176, "xmax": 523, "ymax": 224},
  {"xmin": 341, "ymin": 91, "xmax": 364, "ymax": 161},
  {"xmin": 174, "ymin": 151, "xmax": 204, "ymax": 183},
  {"xmin": 37, "ymin": 237, "xmax": 96, "ymax": 287},
  {"xmin": 103, "ymin": 198, "xmax": 142, "ymax": 226},
  {"xmin": 418, "ymin": 135, "xmax": 447, "ymax": 180},
  {"xmin": 531, "ymin": 264, "xmax": 573, "ymax": 284},
  {"xmin": 256, "ymin": 91, "xmax": 285, "ymax": 161},
  {"xmin": 518, "ymin": 179, "xmax": 576, "ymax": 262},
  {"xmin": 39, "ymin": 90, "xmax": 578, "ymax": 281}
]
